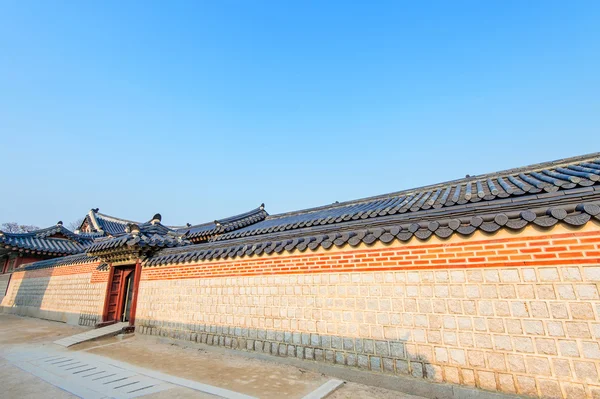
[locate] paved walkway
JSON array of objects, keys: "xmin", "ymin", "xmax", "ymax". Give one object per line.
[
  {"xmin": 0, "ymin": 314, "xmax": 426, "ymax": 399},
  {"xmin": 54, "ymin": 322, "xmax": 129, "ymax": 347},
  {"xmin": 6, "ymin": 348, "xmax": 172, "ymax": 399},
  {"xmin": 5, "ymin": 347, "xmax": 256, "ymax": 399}
]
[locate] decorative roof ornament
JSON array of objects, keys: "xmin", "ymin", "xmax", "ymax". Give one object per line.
[
  {"xmin": 260, "ymin": 203, "xmax": 265, "ymax": 210},
  {"xmin": 84, "ymin": 218, "xmax": 192, "ymax": 263},
  {"xmin": 214, "ymin": 220, "xmax": 221, "ymax": 227},
  {"xmin": 130, "ymin": 224, "xmax": 141, "ymax": 236},
  {"xmin": 92, "ymin": 208, "xmax": 100, "ymax": 213},
  {"xmin": 57, "ymin": 221, "xmax": 63, "ymax": 226}
]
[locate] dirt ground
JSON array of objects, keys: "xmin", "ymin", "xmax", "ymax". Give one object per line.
[
  {"xmin": 0, "ymin": 314, "xmax": 425, "ymax": 399},
  {"xmin": 84, "ymin": 336, "xmax": 327, "ymax": 398}
]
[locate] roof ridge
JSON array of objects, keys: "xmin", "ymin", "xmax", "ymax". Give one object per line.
[
  {"xmin": 0, "ymin": 229, "xmax": 42, "ymax": 238},
  {"xmin": 0, "ymin": 224, "xmax": 73, "ymax": 238},
  {"xmin": 95, "ymin": 212, "xmax": 139, "ymax": 224},
  {"xmin": 216, "ymin": 204, "xmax": 266, "ymax": 224},
  {"xmin": 183, "ymin": 205, "xmax": 266, "ymax": 230},
  {"xmin": 263, "ymin": 152, "xmax": 600, "ymax": 220}
]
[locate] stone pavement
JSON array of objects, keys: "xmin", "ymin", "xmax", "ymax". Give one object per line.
[
  {"xmin": 4, "ymin": 347, "xmax": 257, "ymax": 399},
  {"xmin": 5, "ymin": 348, "xmax": 173, "ymax": 399},
  {"xmin": 0, "ymin": 314, "xmax": 427, "ymax": 399}
]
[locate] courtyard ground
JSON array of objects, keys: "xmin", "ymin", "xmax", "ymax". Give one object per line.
[{"xmin": 0, "ymin": 314, "xmax": 425, "ymax": 399}]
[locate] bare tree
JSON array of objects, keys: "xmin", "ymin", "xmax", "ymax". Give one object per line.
[
  {"xmin": 1, "ymin": 222, "xmax": 40, "ymax": 233},
  {"xmin": 68, "ymin": 218, "xmax": 85, "ymax": 232}
]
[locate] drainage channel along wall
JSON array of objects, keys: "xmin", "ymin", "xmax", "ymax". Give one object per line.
[
  {"xmin": 1, "ymin": 261, "xmax": 108, "ymax": 326},
  {"xmin": 135, "ymin": 223, "xmax": 600, "ymax": 399}
]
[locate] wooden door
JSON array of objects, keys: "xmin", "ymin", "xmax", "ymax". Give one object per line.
[
  {"xmin": 102, "ymin": 264, "xmax": 139, "ymax": 325},
  {"xmin": 105, "ymin": 267, "xmax": 125, "ymax": 322}
]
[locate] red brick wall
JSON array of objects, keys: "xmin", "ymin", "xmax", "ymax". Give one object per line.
[
  {"xmin": 10, "ymin": 262, "xmax": 106, "ymax": 281},
  {"xmin": 135, "ymin": 226, "xmax": 600, "ymax": 398},
  {"xmin": 141, "ymin": 230, "xmax": 600, "ymax": 281}
]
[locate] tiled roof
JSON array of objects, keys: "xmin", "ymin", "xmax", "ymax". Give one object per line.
[
  {"xmin": 145, "ymin": 201, "xmax": 600, "ymax": 266},
  {"xmin": 22, "ymin": 253, "xmax": 98, "ymax": 270},
  {"xmin": 215, "ymin": 154, "xmax": 600, "ymax": 242},
  {"xmin": 86, "ymin": 215, "xmax": 190, "ymax": 256},
  {"xmin": 0, "ymin": 223, "xmax": 91, "ymax": 256},
  {"xmin": 18, "ymin": 153, "xmax": 600, "ymax": 270},
  {"xmin": 81, "ymin": 209, "xmax": 138, "ymax": 236},
  {"xmin": 143, "ymin": 153, "xmax": 600, "ymax": 266},
  {"xmin": 177, "ymin": 205, "xmax": 268, "ymax": 241},
  {"xmin": 75, "ymin": 232, "xmax": 105, "ymax": 240},
  {"xmin": 25, "ymin": 224, "xmax": 93, "ymax": 244},
  {"xmin": 80, "ymin": 205, "xmax": 268, "ymax": 241},
  {"xmin": 86, "ymin": 230, "xmax": 189, "ymax": 254}
]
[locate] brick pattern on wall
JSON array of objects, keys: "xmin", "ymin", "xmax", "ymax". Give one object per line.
[
  {"xmin": 136, "ymin": 228, "xmax": 600, "ymax": 399},
  {"xmin": 2, "ymin": 271, "xmax": 107, "ymax": 327},
  {"xmin": 4, "ymin": 226, "xmax": 600, "ymax": 397},
  {"xmin": 90, "ymin": 268, "xmax": 110, "ymax": 284},
  {"xmin": 137, "ymin": 266, "xmax": 600, "ymax": 398},
  {"xmin": 10, "ymin": 262, "xmax": 102, "ymax": 279},
  {"xmin": 141, "ymin": 231, "xmax": 600, "ymax": 280}
]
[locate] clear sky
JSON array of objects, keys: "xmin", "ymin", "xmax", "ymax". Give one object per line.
[{"xmin": 1, "ymin": 1, "xmax": 599, "ymax": 228}]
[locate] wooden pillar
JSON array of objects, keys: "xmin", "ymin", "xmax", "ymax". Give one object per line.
[
  {"xmin": 101, "ymin": 264, "xmax": 115, "ymax": 322},
  {"xmin": 12, "ymin": 256, "xmax": 21, "ymax": 271}
]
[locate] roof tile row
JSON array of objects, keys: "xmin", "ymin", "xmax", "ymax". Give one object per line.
[
  {"xmin": 0, "ymin": 224, "xmax": 92, "ymax": 255},
  {"xmin": 215, "ymin": 157, "xmax": 600, "ymax": 242},
  {"xmin": 144, "ymin": 201, "xmax": 600, "ymax": 267}
]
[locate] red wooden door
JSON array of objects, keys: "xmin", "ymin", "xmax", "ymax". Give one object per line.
[
  {"xmin": 102, "ymin": 264, "xmax": 139, "ymax": 325},
  {"xmin": 105, "ymin": 268, "xmax": 125, "ymax": 322}
]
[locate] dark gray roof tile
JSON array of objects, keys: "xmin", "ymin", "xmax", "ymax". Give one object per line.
[
  {"xmin": 181, "ymin": 205, "xmax": 268, "ymax": 241},
  {"xmin": 142, "ymin": 200, "xmax": 600, "ymax": 267},
  {"xmin": 22, "ymin": 253, "xmax": 97, "ymax": 270},
  {"xmin": 210, "ymin": 153, "xmax": 600, "ymax": 244},
  {"xmin": 0, "ymin": 224, "xmax": 91, "ymax": 256},
  {"xmin": 18, "ymin": 153, "xmax": 600, "ymax": 271}
]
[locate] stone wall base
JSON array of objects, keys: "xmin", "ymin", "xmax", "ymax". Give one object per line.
[
  {"xmin": 137, "ymin": 321, "xmax": 439, "ymax": 380},
  {"xmin": 0, "ymin": 305, "xmax": 101, "ymax": 326}
]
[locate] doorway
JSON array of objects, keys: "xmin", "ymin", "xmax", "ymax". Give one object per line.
[
  {"xmin": 104, "ymin": 265, "xmax": 136, "ymax": 323},
  {"xmin": 121, "ymin": 271, "xmax": 135, "ymax": 322}
]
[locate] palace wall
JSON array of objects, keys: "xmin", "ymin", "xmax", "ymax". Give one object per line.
[
  {"xmin": 134, "ymin": 224, "xmax": 600, "ymax": 399},
  {"xmin": 3, "ymin": 223, "xmax": 600, "ymax": 398},
  {"xmin": 0, "ymin": 273, "xmax": 11, "ymax": 303},
  {"xmin": 0, "ymin": 262, "xmax": 108, "ymax": 326}
]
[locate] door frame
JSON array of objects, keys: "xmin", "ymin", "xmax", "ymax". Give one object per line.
[{"xmin": 101, "ymin": 260, "xmax": 142, "ymax": 326}]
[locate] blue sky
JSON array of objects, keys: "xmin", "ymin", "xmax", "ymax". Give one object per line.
[{"xmin": 1, "ymin": 1, "xmax": 599, "ymax": 227}]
